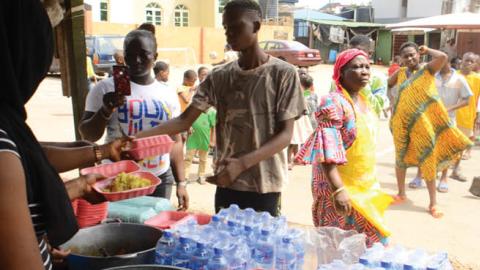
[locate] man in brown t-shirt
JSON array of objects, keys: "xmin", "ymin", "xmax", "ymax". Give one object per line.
[{"xmin": 136, "ymin": 0, "xmax": 306, "ymax": 216}]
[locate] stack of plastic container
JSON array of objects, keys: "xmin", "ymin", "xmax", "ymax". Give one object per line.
[
  {"xmin": 107, "ymin": 196, "xmax": 174, "ymax": 223},
  {"xmin": 318, "ymin": 243, "xmax": 452, "ymax": 270},
  {"xmin": 154, "ymin": 204, "xmax": 306, "ymax": 270}
]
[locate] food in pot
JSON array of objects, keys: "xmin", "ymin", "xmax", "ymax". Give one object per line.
[{"xmin": 103, "ymin": 173, "xmax": 151, "ymax": 192}]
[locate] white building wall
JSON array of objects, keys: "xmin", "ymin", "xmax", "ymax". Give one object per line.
[
  {"xmin": 407, "ymin": 0, "xmax": 443, "ymax": 18},
  {"xmin": 372, "ymin": 0, "xmax": 403, "ymax": 19}
]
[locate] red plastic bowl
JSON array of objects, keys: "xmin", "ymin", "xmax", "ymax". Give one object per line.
[
  {"xmin": 93, "ymin": 172, "xmax": 161, "ymax": 202},
  {"xmin": 127, "ymin": 135, "xmax": 174, "ymax": 160},
  {"xmin": 193, "ymin": 213, "xmax": 212, "ymax": 225},
  {"xmin": 80, "ymin": 160, "xmax": 140, "ymax": 178},
  {"xmin": 75, "ymin": 199, "xmax": 108, "ymax": 228},
  {"xmin": 144, "ymin": 211, "xmax": 192, "ymax": 230}
]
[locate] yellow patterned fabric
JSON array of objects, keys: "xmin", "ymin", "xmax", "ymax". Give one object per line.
[
  {"xmin": 390, "ymin": 67, "xmax": 472, "ymax": 181},
  {"xmin": 338, "ymin": 89, "xmax": 393, "ymax": 237},
  {"xmin": 456, "ymin": 72, "xmax": 480, "ymax": 130}
]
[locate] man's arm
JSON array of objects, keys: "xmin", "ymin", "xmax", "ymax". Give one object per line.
[
  {"xmin": 446, "ymin": 97, "xmax": 470, "ymax": 112},
  {"xmin": 135, "ymin": 105, "xmax": 203, "ymax": 138},
  {"xmin": 78, "ymin": 110, "xmax": 110, "ymax": 142},
  {"xmin": 169, "ymin": 134, "xmax": 189, "ymax": 210}
]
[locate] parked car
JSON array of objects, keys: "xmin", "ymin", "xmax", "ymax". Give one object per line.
[
  {"xmin": 259, "ymin": 40, "xmax": 322, "ymax": 67},
  {"xmin": 86, "ymin": 35, "xmax": 125, "ymax": 75}
]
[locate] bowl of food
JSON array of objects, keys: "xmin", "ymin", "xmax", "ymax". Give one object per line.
[{"xmin": 94, "ymin": 172, "xmax": 161, "ymax": 201}]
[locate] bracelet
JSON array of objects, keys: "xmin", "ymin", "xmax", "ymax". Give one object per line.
[
  {"xmin": 176, "ymin": 181, "xmax": 188, "ymax": 187},
  {"xmin": 92, "ymin": 144, "xmax": 103, "ymax": 163},
  {"xmin": 332, "ymin": 186, "xmax": 346, "ymax": 198}
]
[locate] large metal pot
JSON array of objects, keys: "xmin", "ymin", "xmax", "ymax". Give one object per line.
[
  {"xmin": 104, "ymin": 265, "xmax": 188, "ymax": 270},
  {"xmin": 60, "ymin": 223, "xmax": 162, "ymax": 270}
]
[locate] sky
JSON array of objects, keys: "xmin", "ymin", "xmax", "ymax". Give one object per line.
[{"xmin": 296, "ymin": 0, "xmax": 371, "ymax": 9}]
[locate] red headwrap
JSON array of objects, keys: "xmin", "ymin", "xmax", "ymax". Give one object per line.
[{"xmin": 332, "ymin": 49, "xmax": 369, "ymax": 92}]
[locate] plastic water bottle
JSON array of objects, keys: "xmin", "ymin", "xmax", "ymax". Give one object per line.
[
  {"xmin": 171, "ymin": 236, "xmax": 194, "ymax": 268},
  {"xmin": 426, "ymin": 252, "xmax": 449, "ymax": 270},
  {"xmin": 226, "ymin": 204, "xmax": 240, "ymax": 221},
  {"xmin": 227, "ymin": 243, "xmax": 249, "ymax": 270},
  {"xmin": 154, "ymin": 230, "xmax": 176, "ymax": 265},
  {"xmin": 209, "ymin": 215, "xmax": 224, "ymax": 230},
  {"xmin": 253, "ymin": 229, "xmax": 275, "ymax": 269},
  {"xmin": 275, "ymin": 236, "xmax": 296, "ymax": 270},
  {"xmin": 206, "ymin": 247, "xmax": 228, "ymax": 270},
  {"xmin": 227, "ymin": 220, "xmax": 242, "ymax": 237},
  {"xmin": 288, "ymin": 229, "xmax": 305, "ymax": 270},
  {"xmin": 274, "ymin": 216, "xmax": 288, "ymax": 235},
  {"xmin": 404, "ymin": 249, "xmax": 429, "ymax": 270},
  {"xmin": 242, "ymin": 208, "xmax": 256, "ymax": 226},
  {"xmin": 190, "ymin": 242, "xmax": 211, "ymax": 270},
  {"xmin": 359, "ymin": 243, "xmax": 384, "ymax": 268}
]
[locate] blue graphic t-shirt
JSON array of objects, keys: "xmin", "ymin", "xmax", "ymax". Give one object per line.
[{"xmin": 85, "ymin": 78, "xmax": 180, "ymax": 176}]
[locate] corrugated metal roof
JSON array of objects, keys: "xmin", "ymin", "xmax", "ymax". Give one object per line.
[
  {"xmin": 301, "ymin": 17, "xmax": 385, "ymax": 28},
  {"xmin": 294, "ymin": 9, "xmax": 346, "ymax": 21}
]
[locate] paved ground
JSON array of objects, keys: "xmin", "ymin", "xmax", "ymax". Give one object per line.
[{"xmin": 28, "ymin": 64, "xmax": 479, "ymax": 269}]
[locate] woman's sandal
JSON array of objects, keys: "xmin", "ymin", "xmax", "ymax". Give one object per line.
[
  {"xmin": 437, "ymin": 181, "xmax": 448, "ymax": 193},
  {"xmin": 408, "ymin": 177, "xmax": 423, "ymax": 189},
  {"xmin": 428, "ymin": 206, "xmax": 444, "ymax": 219},
  {"xmin": 391, "ymin": 194, "xmax": 407, "ymax": 205}
]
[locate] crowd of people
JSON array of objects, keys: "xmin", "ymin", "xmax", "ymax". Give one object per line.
[{"xmin": 1, "ymin": 0, "xmax": 480, "ymax": 269}]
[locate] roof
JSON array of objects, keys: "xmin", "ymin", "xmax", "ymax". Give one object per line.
[
  {"xmin": 294, "ymin": 9, "xmax": 346, "ymax": 21},
  {"xmin": 301, "ymin": 17, "xmax": 385, "ymax": 28},
  {"xmin": 386, "ymin": 12, "xmax": 480, "ymax": 29}
]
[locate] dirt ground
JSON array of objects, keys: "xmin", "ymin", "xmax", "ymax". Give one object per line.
[{"xmin": 28, "ymin": 64, "xmax": 479, "ymax": 269}]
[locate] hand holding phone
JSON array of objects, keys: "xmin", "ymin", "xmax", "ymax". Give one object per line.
[{"xmin": 113, "ymin": 65, "xmax": 131, "ymax": 96}]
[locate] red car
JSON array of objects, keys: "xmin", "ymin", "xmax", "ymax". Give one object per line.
[{"xmin": 259, "ymin": 40, "xmax": 322, "ymax": 67}]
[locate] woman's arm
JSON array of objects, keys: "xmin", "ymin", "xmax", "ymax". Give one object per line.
[
  {"xmin": 0, "ymin": 153, "xmax": 44, "ymax": 269},
  {"xmin": 422, "ymin": 46, "xmax": 448, "ymax": 75},
  {"xmin": 322, "ymin": 163, "xmax": 352, "ymax": 215},
  {"xmin": 388, "ymin": 69, "xmax": 400, "ymax": 88},
  {"xmin": 41, "ymin": 139, "xmax": 128, "ymax": 173}
]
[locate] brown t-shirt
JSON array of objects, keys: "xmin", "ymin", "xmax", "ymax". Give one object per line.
[{"xmin": 191, "ymin": 56, "xmax": 306, "ymax": 193}]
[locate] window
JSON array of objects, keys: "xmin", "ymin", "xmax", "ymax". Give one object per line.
[
  {"xmin": 100, "ymin": 0, "xmax": 108, "ymax": 21},
  {"xmin": 145, "ymin": 3, "xmax": 162, "ymax": 25},
  {"xmin": 174, "ymin": 5, "xmax": 189, "ymax": 27}
]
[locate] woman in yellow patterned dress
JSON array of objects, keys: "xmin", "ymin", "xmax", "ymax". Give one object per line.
[{"xmin": 388, "ymin": 42, "xmax": 472, "ymax": 218}]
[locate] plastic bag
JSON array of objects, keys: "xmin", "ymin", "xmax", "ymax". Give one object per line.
[{"xmin": 311, "ymin": 226, "xmax": 367, "ymax": 266}]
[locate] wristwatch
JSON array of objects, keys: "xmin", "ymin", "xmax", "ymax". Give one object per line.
[{"xmin": 176, "ymin": 181, "xmax": 188, "ymax": 187}]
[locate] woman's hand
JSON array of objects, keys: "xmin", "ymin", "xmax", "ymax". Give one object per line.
[
  {"xmin": 50, "ymin": 246, "xmax": 70, "ymax": 265},
  {"xmin": 66, "ymin": 174, "xmax": 106, "ymax": 203},
  {"xmin": 419, "ymin": 45, "xmax": 429, "ymax": 55},
  {"xmin": 333, "ymin": 189, "xmax": 352, "ymax": 216},
  {"xmin": 99, "ymin": 137, "xmax": 134, "ymax": 161}
]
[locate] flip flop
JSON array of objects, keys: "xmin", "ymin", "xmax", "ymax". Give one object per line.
[
  {"xmin": 450, "ymin": 173, "xmax": 467, "ymax": 182},
  {"xmin": 391, "ymin": 194, "xmax": 407, "ymax": 205},
  {"xmin": 437, "ymin": 181, "xmax": 448, "ymax": 193},
  {"xmin": 428, "ymin": 206, "xmax": 444, "ymax": 219},
  {"xmin": 408, "ymin": 177, "xmax": 423, "ymax": 189},
  {"xmin": 462, "ymin": 152, "xmax": 471, "ymax": 160}
]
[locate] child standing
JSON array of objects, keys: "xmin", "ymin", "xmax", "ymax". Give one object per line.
[
  {"xmin": 177, "ymin": 70, "xmax": 198, "ymax": 112},
  {"xmin": 185, "ymin": 108, "xmax": 216, "ymax": 184}
]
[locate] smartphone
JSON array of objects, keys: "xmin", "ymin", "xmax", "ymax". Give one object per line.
[{"xmin": 113, "ymin": 65, "xmax": 131, "ymax": 96}]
